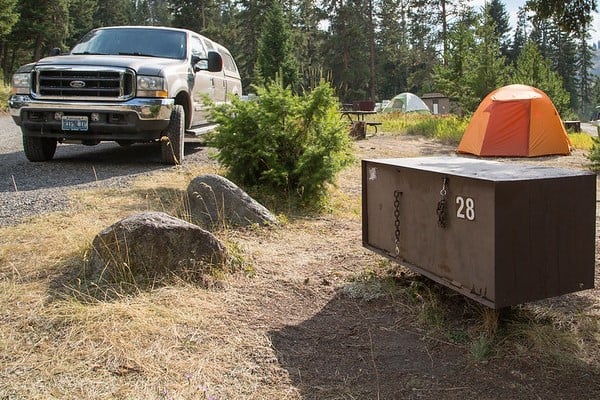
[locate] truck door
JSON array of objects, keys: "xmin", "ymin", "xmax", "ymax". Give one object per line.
[
  {"xmin": 203, "ymin": 38, "xmax": 227, "ymax": 104},
  {"xmin": 190, "ymin": 35, "xmax": 214, "ymax": 126}
]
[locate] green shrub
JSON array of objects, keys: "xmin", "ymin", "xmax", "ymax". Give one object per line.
[
  {"xmin": 0, "ymin": 82, "xmax": 10, "ymax": 113},
  {"xmin": 588, "ymin": 136, "xmax": 600, "ymax": 170},
  {"xmin": 206, "ymin": 80, "xmax": 353, "ymax": 206}
]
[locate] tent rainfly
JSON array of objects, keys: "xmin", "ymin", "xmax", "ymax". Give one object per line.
[
  {"xmin": 458, "ymin": 84, "xmax": 571, "ymax": 157},
  {"xmin": 381, "ymin": 92, "xmax": 431, "ymax": 114}
]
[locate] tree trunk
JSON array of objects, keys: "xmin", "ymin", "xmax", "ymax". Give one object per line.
[
  {"xmin": 339, "ymin": 0, "xmax": 349, "ymax": 97},
  {"xmin": 441, "ymin": 0, "xmax": 448, "ymax": 66},
  {"xmin": 368, "ymin": 0, "xmax": 376, "ymax": 100},
  {"xmin": 33, "ymin": 34, "xmax": 44, "ymax": 61}
]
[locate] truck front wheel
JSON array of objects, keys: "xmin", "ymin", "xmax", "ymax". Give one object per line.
[
  {"xmin": 22, "ymin": 130, "xmax": 57, "ymax": 162},
  {"xmin": 161, "ymin": 104, "xmax": 185, "ymax": 165}
]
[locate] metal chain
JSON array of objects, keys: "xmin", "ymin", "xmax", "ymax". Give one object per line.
[
  {"xmin": 436, "ymin": 177, "xmax": 449, "ymax": 228},
  {"xmin": 393, "ymin": 190, "xmax": 402, "ymax": 255}
]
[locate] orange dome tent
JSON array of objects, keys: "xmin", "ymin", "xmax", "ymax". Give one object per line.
[{"xmin": 458, "ymin": 84, "xmax": 571, "ymax": 157}]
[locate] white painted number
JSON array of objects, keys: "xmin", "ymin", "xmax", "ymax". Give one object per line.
[{"xmin": 456, "ymin": 196, "xmax": 475, "ymax": 221}]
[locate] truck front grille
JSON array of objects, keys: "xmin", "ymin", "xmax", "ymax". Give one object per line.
[{"xmin": 33, "ymin": 66, "xmax": 135, "ymax": 100}]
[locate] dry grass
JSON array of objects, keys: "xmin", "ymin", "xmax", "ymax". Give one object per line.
[{"xmin": 1, "ymin": 133, "xmax": 599, "ymax": 399}]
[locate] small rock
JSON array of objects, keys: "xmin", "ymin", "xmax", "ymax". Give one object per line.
[{"xmin": 187, "ymin": 174, "xmax": 277, "ymax": 228}]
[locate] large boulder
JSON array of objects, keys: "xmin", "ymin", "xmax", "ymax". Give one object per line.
[
  {"xmin": 88, "ymin": 211, "xmax": 227, "ymax": 286},
  {"xmin": 187, "ymin": 174, "xmax": 277, "ymax": 228}
]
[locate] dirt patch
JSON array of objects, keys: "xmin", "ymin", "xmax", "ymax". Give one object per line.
[{"xmin": 227, "ymin": 134, "xmax": 600, "ymax": 399}]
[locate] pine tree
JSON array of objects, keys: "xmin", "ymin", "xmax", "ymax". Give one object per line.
[
  {"xmin": 433, "ymin": 6, "xmax": 478, "ymax": 112},
  {"xmin": 512, "ymin": 41, "xmax": 571, "ymax": 115},
  {"xmin": 405, "ymin": 0, "xmax": 439, "ymax": 94},
  {"xmin": 527, "ymin": 0, "xmax": 597, "ymax": 36},
  {"xmin": 486, "ymin": 0, "xmax": 511, "ymax": 60},
  {"xmin": 67, "ymin": 0, "xmax": 98, "ymax": 47},
  {"xmin": 131, "ymin": 0, "xmax": 171, "ymax": 26},
  {"xmin": 170, "ymin": 0, "xmax": 216, "ymax": 32},
  {"xmin": 468, "ymin": 11, "xmax": 509, "ymax": 103},
  {"xmin": 93, "ymin": 0, "xmax": 133, "ymax": 27},
  {"xmin": 377, "ymin": 0, "xmax": 410, "ymax": 98},
  {"xmin": 322, "ymin": 0, "xmax": 371, "ymax": 101},
  {"xmin": 509, "ymin": 7, "xmax": 528, "ymax": 64},
  {"xmin": 576, "ymin": 33, "xmax": 596, "ymax": 118},
  {"xmin": 235, "ymin": 0, "xmax": 273, "ymax": 91},
  {"xmin": 9, "ymin": 0, "xmax": 69, "ymax": 61},
  {"xmin": 290, "ymin": 0, "xmax": 327, "ymax": 91},
  {"xmin": 0, "ymin": 0, "xmax": 18, "ymax": 38},
  {"xmin": 530, "ymin": 16, "xmax": 579, "ymax": 112},
  {"xmin": 255, "ymin": 2, "xmax": 299, "ymax": 90},
  {"xmin": 0, "ymin": 0, "xmax": 18, "ymax": 81}
]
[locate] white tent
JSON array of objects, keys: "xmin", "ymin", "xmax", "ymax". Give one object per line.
[{"xmin": 381, "ymin": 92, "xmax": 431, "ymax": 114}]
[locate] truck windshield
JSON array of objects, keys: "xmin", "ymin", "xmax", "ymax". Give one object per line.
[{"xmin": 71, "ymin": 28, "xmax": 187, "ymax": 59}]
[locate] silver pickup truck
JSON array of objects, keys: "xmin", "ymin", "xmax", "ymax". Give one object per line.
[{"xmin": 9, "ymin": 26, "xmax": 242, "ymax": 164}]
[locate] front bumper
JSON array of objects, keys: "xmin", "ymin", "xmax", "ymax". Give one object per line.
[{"xmin": 9, "ymin": 95, "xmax": 174, "ymax": 140}]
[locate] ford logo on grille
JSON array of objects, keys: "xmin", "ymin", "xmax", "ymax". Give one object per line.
[{"xmin": 69, "ymin": 80, "xmax": 86, "ymax": 88}]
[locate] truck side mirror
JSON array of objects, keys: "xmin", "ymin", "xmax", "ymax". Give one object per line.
[
  {"xmin": 192, "ymin": 51, "xmax": 223, "ymax": 73},
  {"xmin": 207, "ymin": 51, "xmax": 223, "ymax": 72}
]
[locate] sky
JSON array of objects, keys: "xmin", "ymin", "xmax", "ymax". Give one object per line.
[{"xmin": 470, "ymin": 0, "xmax": 600, "ymax": 44}]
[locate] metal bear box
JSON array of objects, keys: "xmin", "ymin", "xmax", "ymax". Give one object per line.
[{"xmin": 362, "ymin": 156, "xmax": 597, "ymax": 308}]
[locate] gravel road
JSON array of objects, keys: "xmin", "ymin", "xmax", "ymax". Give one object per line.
[
  {"xmin": 0, "ymin": 115, "xmax": 211, "ymax": 227},
  {"xmin": 1, "ymin": 114, "xmax": 596, "ymax": 228}
]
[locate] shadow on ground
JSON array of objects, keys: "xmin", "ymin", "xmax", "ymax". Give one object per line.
[{"xmin": 269, "ymin": 289, "xmax": 600, "ymax": 399}]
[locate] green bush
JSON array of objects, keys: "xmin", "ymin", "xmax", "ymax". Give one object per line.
[
  {"xmin": 206, "ymin": 80, "xmax": 353, "ymax": 206},
  {"xmin": 1, "ymin": 82, "xmax": 10, "ymax": 113},
  {"xmin": 588, "ymin": 136, "xmax": 600, "ymax": 170}
]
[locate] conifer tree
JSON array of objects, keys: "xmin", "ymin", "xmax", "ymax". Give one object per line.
[
  {"xmin": 255, "ymin": 2, "xmax": 299, "ymax": 90},
  {"xmin": 93, "ymin": 0, "xmax": 133, "ymax": 27},
  {"xmin": 576, "ymin": 34, "xmax": 596, "ymax": 118},
  {"xmin": 0, "ymin": 0, "xmax": 18, "ymax": 38},
  {"xmin": 170, "ymin": 0, "xmax": 216, "ymax": 32},
  {"xmin": 527, "ymin": 0, "xmax": 597, "ymax": 36},
  {"xmin": 512, "ymin": 41, "xmax": 571, "ymax": 115},
  {"xmin": 509, "ymin": 7, "xmax": 528, "ymax": 64},
  {"xmin": 67, "ymin": 0, "xmax": 98, "ymax": 47},
  {"xmin": 9, "ymin": 0, "xmax": 69, "ymax": 61},
  {"xmin": 433, "ymin": 7, "xmax": 478, "ymax": 112},
  {"xmin": 0, "ymin": 0, "xmax": 18, "ymax": 81},
  {"xmin": 486, "ymin": 0, "xmax": 511, "ymax": 59},
  {"xmin": 467, "ymin": 10, "xmax": 509, "ymax": 107}
]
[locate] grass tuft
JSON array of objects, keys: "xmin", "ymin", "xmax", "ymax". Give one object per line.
[
  {"xmin": 568, "ymin": 133, "xmax": 594, "ymax": 150},
  {"xmin": 376, "ymin": 113, "xmax": 468, "ymax": 144}
]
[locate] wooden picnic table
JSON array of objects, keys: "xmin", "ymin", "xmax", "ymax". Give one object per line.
[{"xmin": 340, "ymin": 110, "xmax": 381, "ymax": 139}]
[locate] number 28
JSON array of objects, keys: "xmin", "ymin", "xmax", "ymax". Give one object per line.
[{"xmin": 456, "ymin": 196, "xmax": 475, "ymax": 221}]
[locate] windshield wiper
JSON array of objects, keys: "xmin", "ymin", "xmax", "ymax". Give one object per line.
[
  {"xmin": 118, "ymin": 52, "xmax": 156, "ymax": 57},
  {"xmin": 71, "ymin": 51, "xmax": 110, "ymax": 55}
]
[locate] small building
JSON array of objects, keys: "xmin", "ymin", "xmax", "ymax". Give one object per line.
[{"xmin": 421, "ymin": 93, "xmax": 450, "ymax": 115}]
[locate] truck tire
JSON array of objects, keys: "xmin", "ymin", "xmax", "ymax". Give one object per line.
[
  {"xmin": 22, "ymin": 130, "xmax": 57, "ymax": 162},
  {"xmin": 161, "ymin": 104, "xmax": 185, "ymax": 165}
]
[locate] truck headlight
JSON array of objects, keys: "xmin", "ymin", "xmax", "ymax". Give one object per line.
[
  {"xmin": 137, "ymin": 75, "xmax": 167, "ymax": 97},
  {"xmin": 11, "ymin": 73, "xmax": 31, "ymax": 94}
]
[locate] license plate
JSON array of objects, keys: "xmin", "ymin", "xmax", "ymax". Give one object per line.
[{"xmin": 62, "ymin": 116, "xmax": 88, "ymax": 131}]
